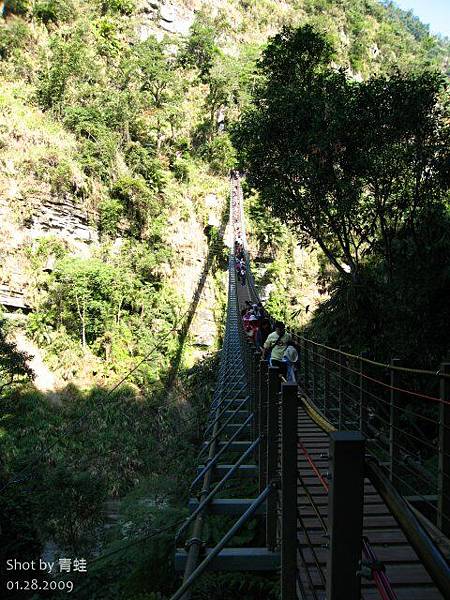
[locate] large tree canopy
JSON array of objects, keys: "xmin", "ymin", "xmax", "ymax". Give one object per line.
[{"xmin": 234, "ymin": 25, "xmax": 450, "ymax": 281}]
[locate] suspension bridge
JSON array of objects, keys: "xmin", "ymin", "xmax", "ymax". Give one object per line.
[{"xmin": 171, "ymin": 174, "xmax": 450, "ymax": 600}]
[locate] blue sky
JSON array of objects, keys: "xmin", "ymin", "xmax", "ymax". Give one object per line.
[{"xmin": 393, "ymin": 0, "xmax": 450, "ymax": 38}]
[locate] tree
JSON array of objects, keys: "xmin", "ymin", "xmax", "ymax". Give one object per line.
[
  {"xmin": 130, "ymin": 36, "xmax": 183, "ymax": 150},
  {"xmin": 36, "ymin": 23, "xmax": 96, "ymax": 112},
  {"xmin": 0, "ymin": 321, "xmax": 33, "ymax": 394},
  {"xmin": 234, "ymin": 25, "xmax": 450, "ymax": 281},
  {"xmin": 179, "ymin": 11, "xmax": 219, "ymax": 82},
  {"xmin": 39, "ymin": 466, "xmax": 106, "ymax": 552},
  {"xmin": 48, "ymin": 258, "xmax": 136, "ymax": 348}
]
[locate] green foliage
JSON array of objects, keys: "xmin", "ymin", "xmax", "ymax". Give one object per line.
[
  {"xmin": 63, "ymin": 104, "xmax": 120, "ymax": 180},
  {"xmin": 34, "ymin": 0, "xmax": 76, "ymax": 25},
  {"xmin": 205, "ymin": 133, "xmax": 236, "ymax": 175},
  {"xmin": 99, "ymin": 196, "xmax": 124, "ymax": 236},
  {"xmin": 245, "ymin": 186, "xmax": 288, "ymax": 254},
  {"xmin": 125, "ymin": 143, "xmax": 165, "ymax": 189},
  {"xmin": 235, "ymin": 25, "xmax": 449, "ymax": 279},
  {"xmin": 39, "ymin": 465, "xmax": 106, "ymax": 552},
  {"xmin": 306, "ymin": 206, "xmax": 450, "ymax": 364},
  {"xmin": 47, "ymin": 257, "xmax": 136, "ymax": 347},
  {"xmin": 237, "ymin": 24, "xmax": 450, "ymax": 364},
  {"xmin": 0, "ymin": 320, "xmax": 33, "ymax": 394},
  {"xmin": 110, "ymin": 176, "xmax": 159, "ymax": 236},
  {"xmin": 99, "ymin": 0, "xmax": 135, "ymax": 16},
  {"xmin": 180, "ymin": 11, "xmax": 220, "ymax": 81},
  {"xmin": 36, "ymin": 25, "xmax": 95, "ymax": 111},
  {"xmin": 171, "ymin": 154, "xmax": 192, "ymax": 183},
  {"xmin": 0, "ymin": 16, "xmax": 30, "ymax": 59}
]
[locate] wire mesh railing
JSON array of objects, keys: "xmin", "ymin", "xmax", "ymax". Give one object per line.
[{"xmin": 298, "ymin": 337, "xmax": 450, "ymax": 537}]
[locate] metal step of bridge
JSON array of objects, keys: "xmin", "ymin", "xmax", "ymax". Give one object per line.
[
  {"xmin": 175, "ymin": 548, "xmax": 280, "ymax": 572},
  {"xmin": 219, "ymin": 423, "xmax": 252, "ymax": 436},
  {"xmin": 219, "ymin": 398, "xmax": 250, "ymax": 407},
  {"xmin": 223, "ymin": 410, "xmax": 250, "ymax": 420},
  {"xmin": 188, "ymin": 498, "xmax": 266, "ymax": 515},
  {"xmin": 196, "ymin": 464, "xmax": 257, "ymax": 478},
  {"xmin": 201, "ymin": 440, "xmax": 252, "ymax": 451}
]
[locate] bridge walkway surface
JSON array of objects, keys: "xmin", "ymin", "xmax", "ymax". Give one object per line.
[
  {"xmin": 296, "ymin": 404, "xmax": 445, "ymax": 600},
  {"xmin": 170, "ymin": 173, "xmax": 450, "ymax": 600}
]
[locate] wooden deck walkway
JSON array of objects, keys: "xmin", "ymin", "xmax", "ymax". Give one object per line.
[{"xmin": 297, "ymin": 404, "xmax": 446, "ymax": 600}]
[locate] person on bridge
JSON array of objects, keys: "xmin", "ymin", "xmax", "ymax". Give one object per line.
[
  {"xmin": 240, "ymin": 264, "xmax": 247, "ymax": 286},
  {"xmin": 256, "ymin": 317, "xmax": 272, "ymax": 350},
  {"xmin": 248, "ymin": 314, "xmax": 259, "ymax": 343},
  {"xmin": 283, "ymin": 344, "xmax": 299, "ymax": 383},
  {"xmin": 262, "ymin": 321, "xmax": 291, "ymax": 375},
  {"xmin": 242, "ymin": 307, "xmax": 254, "ymax": 337},
  {"xmin": 255, "ymin": 302, "xmax": 266, "ymax": 323}
]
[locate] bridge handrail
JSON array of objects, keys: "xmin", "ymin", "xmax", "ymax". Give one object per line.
[
  {"xmin": 293, "ymin": 335, "xmax": 450, "ymax": 379},
  {"xmin": 232, "ymin": 172, "xmax": 450, "ymax": 596},
  {"xmin": 297, "ymin": 384, "xmax": 450, "ymax": 596}
]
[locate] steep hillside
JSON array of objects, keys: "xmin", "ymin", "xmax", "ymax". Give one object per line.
[{"xmin": 0, "ymin": 0, "xmax": 448, "ymax": 382}]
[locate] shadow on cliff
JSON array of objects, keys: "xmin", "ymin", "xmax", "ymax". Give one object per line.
[{"xmin": 165, "ymin": 204, "xmax": 229, "ymax": 390}]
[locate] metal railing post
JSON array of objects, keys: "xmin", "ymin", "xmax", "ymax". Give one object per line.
[
  {"xmin": 250, "ymin": 350, "xmax": 259, "ymax": 445},
  {"xmin": 359, "ymin": 355, "xmax": 369, "ymax": 435},
  {"xmin": 281, "ymin": 383, "xmax": 297, "ymax": 600},
  {"xmin": 324, "ymin": 347, "xmax": 330, "ymax": 418},
  {"xmin": 304, "ymin": 339, "xmax": 310, "ymax": 394},
  {"xmin": 438, "ymin": 362, "xmax": 450, "ymax": 536},
  {"xmin": 259, "ymin": 360, "xmax": 268, "ymax": 493},
  {"xmin": 389, "ymin": 358, "xmax": 401, "ymax": 488},
  {"xmin": 327, "ymin": 431, "xmax": 365, "ymax": 600},
  {"xmin": 253, "ymin": 352, "xmax": 261, "ymax": 451},
  {"xmin": 266, "ymin": 366, "xmax": 280, "ymax": 550},
  {"xmin": 312, "ymin": 345, "xmax": 317, "ymax": 404},
  {"xmin": 338, "ymin": 347, "xmax": 343, "ymax": 430}
]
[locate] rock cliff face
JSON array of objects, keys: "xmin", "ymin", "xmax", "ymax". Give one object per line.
[
  {"xmin": 137, "ymin": 0, "xmax": 197, "ymax": 40},
  {"xmin": 0, "ymin": 192, "xmax": 98, "ymax": 309},
  {"xmin": 0, "ymin": 4, "xmax": 229, "ymax": 381},
  {"xmin": 167, "ymin": 189, "xmax": 226, "ymax": 353},
  {"xmin": 0, "ymin": 86, "xmax": 99, "ymax": 310},
  {"xmin": 0, "ymin": 195, "xmax": 98, "ymax": 309}
]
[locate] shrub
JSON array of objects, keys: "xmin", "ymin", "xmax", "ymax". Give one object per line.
[
  {"xmin": 99, "ymin": 0, "xmax": 135, "ymax": 15},
  {"xmin": 99, "ymin": 197, "xmax": 124, "ymax": 236},
  {"xmin": 110, "ymin": 176, "xmax": 158, "ymax": 236},
  {"xmin": 36, "ymin": 28, "xmax": 91, "ymax": 110},
  {"xmin": 0, "ymin": 17, "xmax": 30, "ymax": 59},
  {"xmin": 124, "ymin": 143, "xmax": 165, "ymax": 191},
  {"xmin": 179, "ymin": 11, "xmax": 220, "ymax": 81},
  {"xmin": 171, "ymin": 156, "xmax": 191, "ymax": 182},
  {"xmin": 63, "ymin": 105, "xmax": 120, "ymax": 180},
  {"xmin": 48, "ymin": 159, "xmax": 81, "ymax": 195},
  {"xmin": 206, "ymin": 133, "xmax": 236, "ymax": 175},
  {"xmin": 33, "ymin": 0, "xmax": 75, "ymax": 25}
]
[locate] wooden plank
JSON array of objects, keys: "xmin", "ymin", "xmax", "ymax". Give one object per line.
[
  {"xmin": 294, "ymin": 401, "xmax": 445, "ymax": 600},
  {"xmin": 363, "ymin": 587, "xmax": 444, "ymax": 600},
  {"xmin": 298, "ymin": 545, "xmax": 423, "ymax": 566},
  {"xmin": 295, "ymin": 564, "xmax": 435, "ymax": 587},
  {"xmin": 297, "ymin": 503, "xmax": 391, "ymax": 517}
]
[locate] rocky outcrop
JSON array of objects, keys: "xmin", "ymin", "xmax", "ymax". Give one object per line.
[
  {"xmin": 27, "ymin": 195, "xmax": 98, "ymax": 247},
  {"xmin": 137, "ymin": 0, "xmax": 195, "ymax": 40},
  {"xmin": 0, "ymin": 86, "xmax": 99, "ymax": 312},
  {"xmin": 167, "ymin": 212, "xmax": 217, "ymax": 350},
  {"xmin": 0, "ymin": 192, "xmax": 98, "ymax": 310}
]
